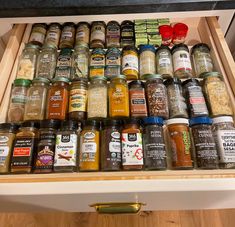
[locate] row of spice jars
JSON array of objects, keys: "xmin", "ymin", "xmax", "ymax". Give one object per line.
[{"xmin": 1, "ymin": 114, "xmax": 235, "ymax": 174}]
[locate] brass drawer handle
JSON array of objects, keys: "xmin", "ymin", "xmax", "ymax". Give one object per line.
[{"xmin": 90, "ymin": 202, "xmax": 145, "ymax": 214}]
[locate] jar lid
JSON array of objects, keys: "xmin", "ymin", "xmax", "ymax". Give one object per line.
[
  {"xmin": 49, "ymin": 23, "xmax": 62, "ymax": 29},
  {"xmin": 21, "ymin": 121, "xmax": 40, "ymax": 128},
  {"xmin": 91, "ymin": 21, "xmax": 106, "ymax": 26},
  {"xmin": 164, "ymin": 77, "xmax": 181, "ymax": 86},
  {"xmin": 106, "ymin": 47, "xmax": 121, "ymax": 55},
  {"xmin": 84, "ymin": 119, "xmax": 100, "ymax": 127},
  {"xmin": 103, "ymin": 119, "xmax": 122, "ymax": 127},
  {"xmin": 25, "ymin": 43, "xmax": 40, "ymax": 50},
  {"xmin": 107, "ymin": 21, "xmax": 120, "ymax": 26},
  {"xmin": 77, "ymin": 22, "xmax": 90, "ymax": 27},
  {"xmin": 40, "ymin": 119, "xmax": 61, "ymax": 129},
  {"xmin": 92, "ymin": 48, "xmax": 106, "ymax": 55},
  {"xmin": 90, "ymin": 76, "xmax": 107, "ymax": 81},
  {"xmin": 0, "ymin": 123, "xmax": 19, "ymax": 132},
  {"xmin": 156, "ymin": 45, "xmax": 171, "ymax": 53},
  {"xmin": 110, "ymin": 75, "xmax": 126, "ymax": 80},
  {"xmin": 32, "ymin": 77, "xmax": 50, "ymax": 85},
  {"xmin": 63, "ymin": 22, "xmax": 75, "ymax": 27},
  {"xmin": 124, "ymin": 118, "xmax": 141, "ymax": 125},
  {"xmin": 14, "ymin": 79, "xmax": 31, "ymax": 87},
  {"xmin": 143, "ymin": 117, "xmax": 164, "ymax": 126},
  {"xmin": 182, "ymin": 78, "xmax": 199, "ymax": 87},
  {"xmin": 159, "ymin": 25, "xmax": 173, "ymax": 37},
  {"xmin": 173, "ymin": 23, "xmax": 188, "ymax": 35},
  {"xmin": 121, "ymin": 20, "xmax": 134, "ymax": 26},
  {"xmin": 128, "ymin": 80, "xmax": 145, "ymax": 88},
  {"xmin": 52, "ymin": 76, "xmax": 70, "ymax": 83},
  {"xmin": 139, "ymin": 44, "xmax": 155, "ymax": 54},
  {"xmin": 189, "ymin": 117, "xmax": 212, "ymax": 126},
  {"xmin": 143, "ymin": 74, "xmax": 162, "ymax": 80},
  {"xmin": 122, "ymin": 45, "xmax": 138, "ymax": 52},
  {"xmin": 71, "ymin": 77, "xmax": 88, "ymax": 83},
  {"xmin": 166, "ymin": 118, "xmax": 189, "ymax": 125},
  {"xmin": 203, "ymin": 71, "xmax": 222, "ymax": 79},
  {"xmin": 60, "ymin": 48, "xmax": 73, "ymax": 55},
  {"xmin": 171, "ymin": 43, "xmax": 189, "ymax": 55},
  {"xmin": 191, "ymin": 43, "xmax": 210, "ymax": 55},
  {"xmin": 213, "ymin": 116, "xmax": 234, "ymax": 124},
  {"xmin": 60, "ymin": 120, "xmax": 78, "ymax": 130},
  {"xmin": 32, "ymin": 23, "xmax": 47, "ymax": 29}
]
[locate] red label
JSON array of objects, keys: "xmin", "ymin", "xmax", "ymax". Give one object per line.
[
  {"xmin": 189, "ymin": 97, "xmax": 205, "ymax": 104},
  {"xmin": 13, "ymin": 147, "xmax": 31, "ymax": 156}
]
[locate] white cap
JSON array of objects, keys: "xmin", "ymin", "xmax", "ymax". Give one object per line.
[
  {"xmin": 213, "ymin": 116, "xmax": 234, "ymax": 124},
  {"xmin": 166, "ymin": 118, "xmax": 189, "ymax": 125}
]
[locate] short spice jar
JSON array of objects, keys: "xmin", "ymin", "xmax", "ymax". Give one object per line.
[
  {"xmin": 121, "ymin": 118, "xmax": 144, "ymax": 170},
  {"xmin": 212, "ymin": 116, "xmax": 235, "ymax": 169},
  {"xmin": 172, "ymin": 23, "xmax": 188, "ymax": 44},
  {"xmin": 59, "ymin": 22, "xmax": 75, "ymax": 49},
  {"xmin": 75, "ymin": 22, "xmax": 90, "ymax": 46},
  {"xmin": 101, "ymin": 119, "xmax": 122, "ymax": 171},
  {"xmin": 45, "ymin": 23, "xmax": 62, "ymax": 48},
  {"xmin": 90, "ymin": 21, "xmax": 106, "ymax": 49},
  {"xmin": 29, "ymin": 23, "xmax": 47, "ymax": 47},
  {"xmin": 159, "ymin": 25, "xmax": 173, "ymax": 46},
  {"xmin": 120, "ymin": 20, "xmax": 135, "ymax": 47},
  {"xmin": 143, "ymin": 117, "xmax": 167, "ymax": 170},
  {"xmin": 106, "ymin": 21, "xmax": 120, "ymax": 48},
  {"xmin": 190, "ymin": 117, "xmax": 219, "ymax": 169},
  {"xmin": 166, "ymin": 118, "xmax": 193, "ymax": 169}
]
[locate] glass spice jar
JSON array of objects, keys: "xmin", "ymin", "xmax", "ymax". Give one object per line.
[
  {"xmin": 129, "ymin": 80, "xmax": 148, "ymax": 117},
  {"xmin": 203, "ymin": 72, "xmax": 233, "ymax": 117},
  {"xmin": 24, "ymin": 77, "xmax": 50, "ymax": 121},
  {"xmin": 59, "ymin": 22, "xmax": 75, "ymax": 49},
  {"xmin": 109, "ymin": 75, "xmax": 129, "ymax": 118},
  {"xmin": 212, "ymin": 116, "xmax": 235, "ymax": 169},
  {"xmin": 166, "ymin": 118, "xmax": 193, "ymax": 169},
  {"xmin": 101, "ymin": 119, "xmax": 122, "ymax": 171},
  {"xmin": 172, "ymin": 43, "xmax": 193, "ymax": 79},
  {"xmin": 45, "ymin": 23, "xmax": 62, "ymax": 48},
  {"xmin": 90, "ymin": 21, "xmax": 106, "ymax": 49},
  {"xmin": 68, "ymin": 78, "xmax": 88, "ymax": 121},
  {"xmin": 121, "ymin": 20, "xmax": 135, "ymax": 47},
  {"xmin": 29, "ymin": 23, "xmax": 47, "ymax": 47},
  {"xmin": 164, "ymin": 78, "xmax": 188, "ymax": 119},
  {"xmin": 172, "ymin": 23, "xmax": 188, "ymax": 44},
  {"xmin": 7, "ymin": 79, "xmax": 31, "ymax": 123},
  {"xmin": 106, "ymin": 21, "xmax": 120, "ymax": 48},
  {"xmin": 143, "ymin": 117, "xmax": 167, "ymax": 170},
  {"xmin": 145, "ymin": 74, "xmax": 169, "ymax": 119},
  {"xmin": 75, "ymin": 22, "xmax": 90, "ymax": 46},
  {"xmin": 159, "ymin": 25, "xmax": 173, "ymax": 46},
  {"xmin": 87, "ymin": 76, "xmax": 107, "ymax": 119},
  {"xmin": 139, "ymin": 44, "xmax": 156, "ymax": 79}
]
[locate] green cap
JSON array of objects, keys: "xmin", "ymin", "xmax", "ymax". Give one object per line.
[
  {"xmin": 14, "ymin": 79, "xmax": 31, "ymax": 87},
  {"xmin": 32, "ymin": 77, "xmax": 50, "ymax": 84},
  {"xmin": 110, "ymin": 74, "xmax": 126, "ymax": 80},
  {"xmin": 25, "ymin": 43, "xmax": 40, "ymax": 50},
  {"xmin": 52, "ymin": 76, "xmax": 70, "ymax": 83},
  {"xmin": 203, "ymin": 71, "xmax": 222, "ymax": 79},
  {"xmin": 90, "ymin": 76, "xmax": 107, "ymax": 81}
]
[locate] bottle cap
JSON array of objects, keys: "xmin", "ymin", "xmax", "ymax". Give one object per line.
[
  {"xmin": 143, "ymin": 117, "xmax": 164, "ymax": 126},
  {"xmin": 189, "ymin": 117, "xmax": 212, "ymax": 126},
  {"xmin": 166, "ymin": 118, "xmax": 189, "ymax": 125}
]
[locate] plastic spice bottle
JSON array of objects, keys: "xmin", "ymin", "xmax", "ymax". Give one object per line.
[
  {"xmin": 11, "ymin": 121, "xmax": 40, "ymax": 173},
  {"xmin": 109, "ymin": 75, "xmax": 129, "ymax": 118},
  {"xmin": 172, "ymin": 23, "xmax": 188, "ymax": 44},
  {"xmin": 75, "ymin": 22, "xmax": 90, "ymax": 46},
  {"xmin": 106, "ymin": 21, "xmax": 120, "ymax": 48},
  {"xmin": 90, "ymin": 21, "xmax": 106, "ymax": 49},
  {"xmin": 190, "ymin": 117, "xmax": 219, "ymax": 169},
  {"xmin": 29, "ymin": 23, "xmax": 47, "ymax": 47},
  {"xmin": 34, "ymin": 119, "xmax": 60, "ymax": 173},
  {"xmin": 121, "ymin": 118, "xmax": 143, "ymax": 170},
  {"xmin": 79, "ymin": 120, "xmax": 100, "ymax": 171},
  {"xmin": 59, "ymin": 22, "xmax": 75, "ymax": 49},
  {"xmin": 143, "ymin": 117, "xmax": 167, "ymax": 170},
  {"xmin": 101, "ymin": 119, "xmax": 122, "ymax": 171},
  {"xmin": 159, "ymin": 25, "xmax": 173, "ymax": 46},
  {"xmin": 212, "ymin": 116, "xmax": 235, "ymax": 169},
  {"xmin": 45, "ymin": 23, "xmax": 62, "ymax": 48},
  {"xmin": 166, "ymin": 118, "xmax": 193, "ymax": 169},
  {"xmin": 54, "ymin": 120, "xmax": 78, "ymax": 172},
  {"xmin": 0, "ymin": 123, "xmax": 19, "ymax": 173}
]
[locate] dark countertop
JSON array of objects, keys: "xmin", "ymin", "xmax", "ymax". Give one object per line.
[{"xmin": 0, "ymin": 0, "xmax": 234, "ymax": 17}]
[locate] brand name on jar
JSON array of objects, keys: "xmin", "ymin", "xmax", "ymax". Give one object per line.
[
  {"xmin": 0, "ymin": 136, "xmax": 9, "ymax": 143},
  {"xmin": 128, "ymin": 133, "xmax": 137, "ymax": 141},
  {"xmin": 111, "ymin": 132, "xmax": 120, "ymax": 139},
  {"xmin": 84, "ymin": 132, "xmax": 95, "ymax": 139}
]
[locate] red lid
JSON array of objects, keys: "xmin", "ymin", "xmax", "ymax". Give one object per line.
[
  {"xmin": 173, "ymin": 23, "xmax": 188, "ymax": 36},
  {"xmin": 159, "ymin": 25, "xmax": 173, "ymax": 38}
]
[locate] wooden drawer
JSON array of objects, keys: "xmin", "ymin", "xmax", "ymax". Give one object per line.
[{"xmin": 0, "ymin": 15, "xmax": 235, "ymax": 212}]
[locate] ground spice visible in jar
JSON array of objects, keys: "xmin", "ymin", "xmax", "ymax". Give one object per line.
[
  {"xmin": 159, "ymin": 25, "xmax": 173, "ymax": 46},
  {"xmin": 122, "ymin": 118, "xmax": 143, "ymax": 170},
  {"xmin": 75, "ymin": 22, "xmax": 90, "ymax": 46},
  {"xmin": 143, "ymin": 117, "xmax": 167, "ymax": 170},
  {"xmin": 145, "ymin": 74, "xmax": 169, "ymax": 119},
  {"xmin": 59, "ymin": 22, "xmax": 75, "ymax": 49},
  {"xmin": 45, "ymin": 23, "xmax": 62, "ymax": 48},
  {"xmin": 29, "ymin": 23, "xmax": 47, "ymax": 47},
  {"xmin": 164, "ymin": 78, "xmax": 188, "ymax": 119},
  {"xmin": 101, "ymin": 119, "xmax": 122, "ymax": 171},
  {"xmin": 79, "ymin": 120, "xmax": 100, "ymax": 171},
  {"xmin": 89, "ymin": 48, "xmax": 105, "ymax": 79},
  {"xmin": 172, "ymin": 23, "xmax": 188, "ymax": 44},
  {"xmin": 121, "ymin": 20, "xmax": 135, "ymax": 47},
  {"xmin": 129, "ymin": 80, "xmax": 148, "ymax": 117},
  {"xmin": 203, "ymin": 72, "xmax": 233, "ymax": 117},
  {"xmin": 90, "ymin": 21, "xmax": 106, "ymax": 49},
  {"xmin": 166, "ymin": 118, "xmax": 193, "ymax": 169},
  {"xmin": 106, "ymin": 21, "xmax": 120, "ymax": 48},
  {"xmin": 54, "ymin": 120, "xmax": 78, "ymax": 172},
  {"xmin": 190, "ymin": 117, "xmax": 219, "ymax": 169}
]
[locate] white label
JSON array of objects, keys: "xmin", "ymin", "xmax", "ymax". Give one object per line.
[
  {"xmin": 48, "ymin": 32, "xmax": 58, "ymax": 40},
  {"xmin": 109, "ymin": 142, "xmax": 121, "ymax": 153},
  {"xmin": 0, "ymin": 146, "xmax": 9, "ymax": 166},
  {"xmin": 62, "ymin": 31, "xmax": 72, "ymax": 39},
  {"xmin": 82, "ymin": 142, "xmax": 96, "ymax": 153},
  {"xmin": 122, "ymin": 54, "xmax": 139, "ymax": 72},
  {"xmin": 173, "ymin": 50, "xmax": 192, "ymax": 72},
  {"xmin": 159, "ymin": 57, "xmax": 171, "ymax": 66},
  {"xmin": 91, "ymin": 30, "xmax": 105, "ymax": 42},
  {"xmin": 29, "ymin": 33, "xmax": 44, "ymax": 43}
]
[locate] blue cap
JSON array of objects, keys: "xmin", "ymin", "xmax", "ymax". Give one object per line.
[
  {"xmin": 189, "ymin": 117, "xmax": 212, "ymax": 126},
  {"xmin": 139, "ymin": 44, "xmax": 156, "ymax": 54},
  {"xmin": 143, "ymin": 117, "xmax": 164, "ymax": 125}
]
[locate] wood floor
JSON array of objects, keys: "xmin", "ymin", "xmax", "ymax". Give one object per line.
[{"xmin": 0, "ymin": 210, "xmax": 235, "ymax": 227}]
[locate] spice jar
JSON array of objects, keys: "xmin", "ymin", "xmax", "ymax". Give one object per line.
[
  {"xmin": 122, "ymin": 46, "xmax": 139, "ymax": 80},
  {"xmin": 212, "ymin": 116, "xmax": 235, "ymax": 169},
  {"xmin": 11, "ymin": 121, "xmax": 40, "ymax": 173},
  {"xmin": 145, "ymin": 74, "xmax": 169, "ymax": 119},
  {"xmin": 101, "ymin": 119, "xmax": 122, "ymax": 171},
  {"xmin": 191, "ymin": 43, "xmax": 214, "ymax": 78},
  {"xmin": 90, "ymin": 21, "xmax": 106, "ymax": 49},
  {"xmin": 105, "ymin": 47, "xmax": 121, "ymax": 79},
  {"xmin": 109, "ymin": 75, "xmax": 129, "ymax": 118},
  {"xmin": 68, "ymin": 78, "xmax": 88, "ymax": 121},
  {"xmin": 121, "ymin": 20, "xmax": 135, "ymax": 47},
  {"xmin": 106, "ymin": 21, "xmax": 120, "ymax": 48},
  {"xmin": 172, "ymin": 23, "xmax": 188, "ymax": 44},
  {"xmin": 36, "ymin": 44, "xmax": 57, "ymax": 80},
  {"xmin": 16, "ymin": 43, "xmax": 39, "ymax": 80},
  {"xmin": 156, "ymin": 45, "xmax": 173, "ymax": 78},
  {"xmin": 203, "ymin": 72, "xmax": 233, "ymax": 117},
  {"xmin": 172, "ymin": 44, "xmax": 193, "ymax": 79},
  {"xmin": 46, "ymin": 77, "xmax": 69, "ymax": 120},
  {"xmin": 24, "ymin": 77, "xmax": 50, "ymax": 121},
  {"xmin": 89, "ymin": 48, "xmax": 105, "ymax": 79},
  {"xmin": 0, "ymin": 123, "xmax": 19, "ymax": 173},
  {"xmin": 166, "ymin": 118, "xmax": 193, "ymax": 169},
  {"xmin": 121, "ymin": 118, "xmax": 143, "ymax": 170},
  {"xmin": 75, "ymin": 22, "xmax": 90, "ymax": 46},
  {"xmin": 8, "ymin": 79, "xmax": 31, "ymax": 123},
  {"xmin": 139, "ymin": 44, "xmax": 156, "ymax": 79},
  {"xmin": 143, "ymin": 117, "xmax": 167, "ymax": 170},
  {"xmin": 54, "ymin": 120, "xmax": 78, "ymax": 172},
  {"xmin": 34, "ymin": 119, "xmax": 60, "ymax": 173},
  {"xmin": 79, "ymin": 120, "xmax": 100, "ymax": 171},
  {"xmin": 45, "ymin": 23, "xmax": 62, "ymax": 48},
  {"xmin": 159, "ymin": 25, "xmax": 173, "ymax": 46},
  {"xmin": 183, "ymin": 79, "xmax": 209, "ymax": 118},
  {"xmin": 87, "ymin": 76, "xmax": 107, "ymax": 119},
  {"xmin": 72, "ymin": 43, "xmax": 89, "ymax": 79},
  {"xmin": 164, "ymin": 78, "xmax": 188, "ymax": 119},
  {"xmin": 129, "ymin": 80, "xmax": 148, "ymax": 117},
  {"xmin": 29, "ymin": 23, "xmax": 47, "ymax": 47},
  {"xmin": 59, "ymin": 22, "xmax": 75, "ymax": 49}
]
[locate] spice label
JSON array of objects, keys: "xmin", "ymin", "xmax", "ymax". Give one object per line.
[
  {"xmin": 61, "ymin": 31, "xmax": 73, "ymax": 39},
  {"xmin": 0, "ymin": 146, "xmax": 9, "ymax": 166},
  {"xmin": 54, "ymin": 134, "xmax": 77, "ymax": 166},
  {"xmin": 11, "ymin": 93, "xmax": 27, "ymax": 104},
  {"xmin": 91, "ymin": 26, "xmax": 105, "ymax": 42},
  {"xmin": 90, "ymin": 54, "xmax": 105, "ymax": 77},
  {"xmin": 122, "ymin": 133, "xmax": 143, "ymax": 165},
  {"xmin": 173, "ymin": 50, "xmax": 192, "ymax": 71},
  {"xmin": 109, "ymin": 131, "xmax": 121, "ymax": 161},
  {"xmin": 29, "ymin": 32, "xmax": 45, "ymax": 43},
  {"xmin": 107, "ymin": 25, "xmax": 120, "ymax": 39},
  {"xmin": 122, "ymin": 54, "xmax": 139, "ymax": 72},
  {"xmin": 106, "ymin": 55, "xmax": 121, "ymax": 66},
  {"xmin": 130, "ymin": 90, "xmax": 147, "ymax": 115},
  {"xmin": 35, "ymin": 145, "xmax": 54, "ymax": 169},
  {"xmin": 69, "ymin": 88, "xmax": 87, "ymax": 112},
  {"xmin": 159, "ymin": 52, "xmax": 171, "ymax": 67},
  {"xmin": 47, "ymin": 31, "xmax": 59, "ymax": 41}
]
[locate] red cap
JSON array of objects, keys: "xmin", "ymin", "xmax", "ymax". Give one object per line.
[
  {"xmin": 159, "ymin": 25, "xmax": 173, "ymax": 38},
  {"xmin": 173, "ymin": 23, "xmax": 188, "ymax": 36}
]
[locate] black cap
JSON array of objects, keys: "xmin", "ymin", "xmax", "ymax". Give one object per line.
[
  {"xmin": 171, "ymin": 43, "xmax": 189, "ymax": 55},
  {"xmin": 128, "ymin": 80, "xmax": 145, "ymax": 88},
  {"xmin": 84, "ymin": 119, "xmax": 100, "ymax": 128},
  {"xmin": 103, "ymin": 119, "xmax": 122, "ymax": 127},
  {"xmin": 164, "ymin": 77, "xmax": 182, "ymax": 86},
  {"xmin": 0, "ymin": 123, "xmax": 19, "ymax": 133},
  {"xmin": 124, "ymin": 118, "xmax": 141, "ymax": 125},
  {"xmin": 60, "ymin": 120, "xmax": 78, "ymax": 130},
  {"xmin": 21, "ymin": 121, "xmax": 40, "ymax": 128},
  {"xmin": 191, "ymin": 43, "xmax": 210, "ymax": 55},
  {"xmin": 182, "ymin": 78, "xmax": 199, "ymax": 87},
  {"xmin": 156, "ymin": 45, "xmax": 171, "ymax": 53},
  {"xmin": 40, "ymin": 119, "xmax": 61, "ymax": 129}
]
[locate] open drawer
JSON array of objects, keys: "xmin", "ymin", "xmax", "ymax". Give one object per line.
[{"xmin": 0, "ymin": 16, "xmax": 235, "ymax": 212}]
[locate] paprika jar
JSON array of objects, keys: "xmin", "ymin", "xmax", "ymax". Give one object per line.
[
  {"xmin": 172, "ymin": 23, "xmax": 188, "ymax": 44},
  {"xmin": 90, "ymin": 21, "xmax": 106, "ymax": 49},
  {"xmin": 45, "ymin": 23, "xmax": 62, "ymax": 48},
  {"xmin": 29, "ymin": 23, "xmax": 47, "ymax": 47},
  {"xmin": 75, "ymin": 22, "xmax": 90, "ymax": 46},
  {"xmin": 106, "ymin": 21, "xmax": 120, "ymax": 48},
  {"xmin": 159, "ymin": 25, "xmax": 173, "ymax": 46},
  {"xmin": 166, "ymin": 118, "xmax": 193, "ymax": 169},
  {"xmin": 46, "ymin": 77, "xmax": 69, "ymax": 120},
  {"xmin": 59, "ymin": 22, "xmax": 75, "ymax": 49}
]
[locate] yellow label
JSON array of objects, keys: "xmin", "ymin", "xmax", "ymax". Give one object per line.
[{"xmin": 69, "ymin": 88, "xmax": 87, "ymax": 112}]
